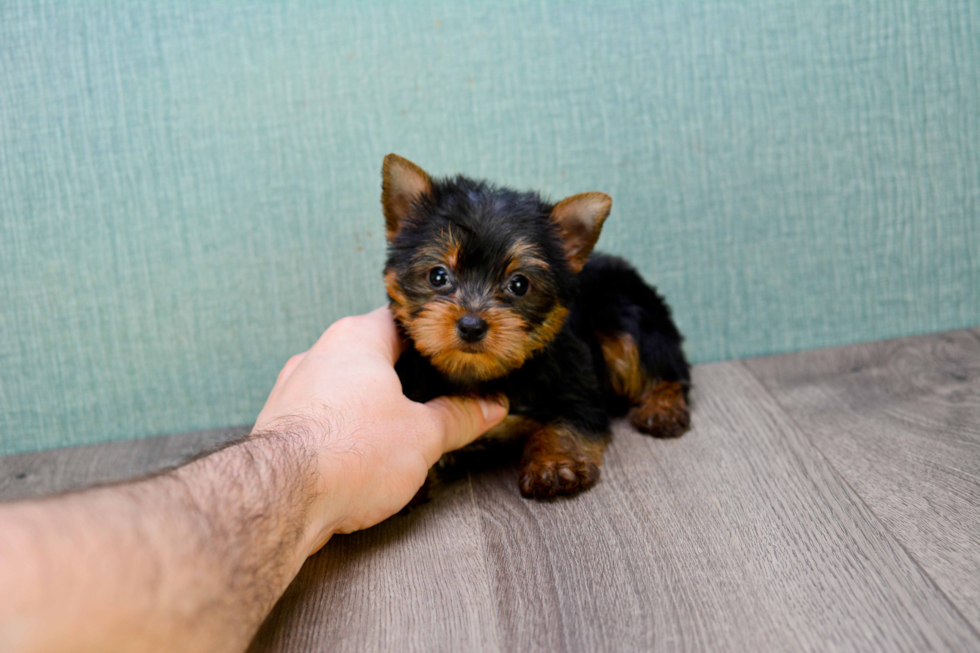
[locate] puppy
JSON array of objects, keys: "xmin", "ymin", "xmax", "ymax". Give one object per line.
[{"xmin": 381, "ymin": 154, "xmax": 690, "ymax": 500}]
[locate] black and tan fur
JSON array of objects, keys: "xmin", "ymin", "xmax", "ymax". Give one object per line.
[{"xmin": 382, "ymin": 154, "xmax": 691, "ymax": 500}]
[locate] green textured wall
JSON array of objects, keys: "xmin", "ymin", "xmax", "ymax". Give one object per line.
[{"xmin": 2, "ymin": 1, "xmax": 978, "ymax": 455}]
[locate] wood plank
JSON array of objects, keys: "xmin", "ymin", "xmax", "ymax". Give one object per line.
[
  {"xmin": 249, "ymin": 479, "xmax": 500, "ymax": 653},
  {"xmin": 746, "ymin": 328, "xmax": 980, "ymax": 630},
  {"xmin": 0, "ymin": 426, "xmax": 248, "ymax": 501},
  {"xmin": 5, "ymin": 332, "xmax": 980, "ymax": 651},
  {"xmin": 471, "ymin": 361, "xmax": 979, "ymax": 652}
]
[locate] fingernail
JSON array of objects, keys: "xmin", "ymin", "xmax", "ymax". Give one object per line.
[{"xmin": 479, "ymin": 395, "xmax": 509, "ymax": 422}]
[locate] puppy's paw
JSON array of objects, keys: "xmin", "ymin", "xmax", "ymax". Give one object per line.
[
  {"xmin": 518, "ymin": 423, "xmax": 605, "ymax": 499},
  {"xmin": 631, "ymin": 381, "xmax": 690, "ymax": 438},
  {"xmin": 518, "ymin": 453, "xmax": 600, "ymax": 499}
]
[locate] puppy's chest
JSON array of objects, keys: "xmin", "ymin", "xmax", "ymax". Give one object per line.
[{"xmin": 395, "ymin": 345, "xmax": 551, "ymax": 414}]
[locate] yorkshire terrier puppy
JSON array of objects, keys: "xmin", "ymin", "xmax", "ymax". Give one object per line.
[{"xmin": 382, "ymin": 154, "xmax": 691, "ymax": 500}]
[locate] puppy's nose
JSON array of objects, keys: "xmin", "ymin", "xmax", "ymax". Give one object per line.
[{"xmin": 456, "ymin": 313, "xmax": 489, "ymax": 343}]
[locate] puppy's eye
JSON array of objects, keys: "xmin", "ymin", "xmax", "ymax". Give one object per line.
[
  {"xmin": 508, "ymin": 274, "xmax": 529, "ymax": 296},
  {"xmin": 429, "ymin": 267, "xmax": 449, "ymax": 288}
]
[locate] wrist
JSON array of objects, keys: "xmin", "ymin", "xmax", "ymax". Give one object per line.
[{"xmin": 242, "ymin": 424, "xmax": 345, "ymax": 557}]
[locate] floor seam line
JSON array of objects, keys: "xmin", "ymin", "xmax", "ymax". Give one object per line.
[
  {"xmin": 467, "ymin": 472, "xmax": 506, "ymax": 653},
  {"xmin": 739, "ymin": 358, "xmax": 980, "ymax": 643}
]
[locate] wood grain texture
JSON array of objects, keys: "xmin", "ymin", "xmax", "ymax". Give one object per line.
[
  {"xmin": 3, "ymin": 333, "xmax": 979, "ymax": 651},
  {"xmin": 0, "ymin": 426, "xmax": 247, "ymax": 502},
  {"xmin": 249, "ymin": 480, "xmax": 500, "ymax": 653},
  {"xmin": 471, "ymin": 361, "xmax": 979, "ymax": 652},
  {"xmin": 746, "ymin": 328, "xmax": 980, "ymax": 631}
]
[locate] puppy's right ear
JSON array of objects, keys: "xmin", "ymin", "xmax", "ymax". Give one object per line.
[
  {"xmin": 549, "ymin": 192, "xmax": 612, "ymax": 273},
  {"xmin": 382, "ymin": 154, "xmax": 432, "ymax": 240}
]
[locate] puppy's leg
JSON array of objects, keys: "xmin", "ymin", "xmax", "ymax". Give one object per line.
[
  {"xmin": 518, "ymin": 422, "xmax": 606, "ymax": 499},
  {"xmin": 598, "ymin": 331, "xmax": 690, "ymax": 438},
  {"xmin": 576, "ymin": 254, "xmax": 691, "ymax": 438},
  {"xmin": 630, "ymin": 377, "xmax": 690, "ymax": 438}
]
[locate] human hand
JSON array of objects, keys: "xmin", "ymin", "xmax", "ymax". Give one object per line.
[{"xmin": 253, "ymin": 306, "xmax": 508, "ymax": 551}]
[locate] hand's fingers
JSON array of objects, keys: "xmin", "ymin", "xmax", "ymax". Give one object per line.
[
  {"xmin": 275, "ymin": 352, "xmax": 308, "ymax": 387},
  {"xmin": 424, "ymin": 394, "xmax": 509, "ymax": 455},
  {"xmin": 363, "ymin": 305, "xmax": 406, "ymax": 363},
  {"xmin": 310, "ymin": 306, "xmax": 405, "ymax": 365}
]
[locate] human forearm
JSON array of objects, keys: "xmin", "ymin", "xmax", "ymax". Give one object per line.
[
  {"xmin": 0, "ymin": 430, "xmax": 326, "ymax": 653},
  {"xmin": 0, "ymin": 308, "xmax": 507, "ymax": 652}
]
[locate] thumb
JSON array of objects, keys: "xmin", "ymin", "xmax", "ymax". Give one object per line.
[{"xmin": 424, "ymin": 394, "xmax": 509, "ymax": 454}]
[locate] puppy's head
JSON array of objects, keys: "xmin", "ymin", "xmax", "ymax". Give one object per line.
[{"xmin": 381, "ymin": 154, "xmax": 611, "ymax": 384}]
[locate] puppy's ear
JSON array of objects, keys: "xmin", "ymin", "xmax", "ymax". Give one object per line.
[
  {"xmin": 549, "ymin": 192, "xmax": 612, "ymax": 273},
  {"xmin": 382, "ymin": 154, "xmax": 433, "ymax": 240}
]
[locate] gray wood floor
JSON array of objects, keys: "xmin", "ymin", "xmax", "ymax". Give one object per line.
[{"xmin": 2, "ymin": 329, "xmax": 978, "ymax": 652}]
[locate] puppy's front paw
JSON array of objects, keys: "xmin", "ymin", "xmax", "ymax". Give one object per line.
[
  {"xmin": 518, "ymin": 423, "xmax": 605, "ymax": 499},
  {"xmin": 631, "ymin": 381, "xmax": 690, "ymax": 438},
  {"xmin": 519, "ymin": 454, "xmax": 600, "ymax": 499}
]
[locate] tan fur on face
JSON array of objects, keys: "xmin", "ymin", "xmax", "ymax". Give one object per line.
[
  {"xmin": 407, "ymin": 301, "xmax": 531, "ymax": 382},
  {"xmin": 526, "ymin": 304, "xmax": 569, "ymax": 353},
  {"xmin": 384, "ymin": 269, "xmax": 412, "ymax": 325},
  {"xmin": 442, "ymin": 230, "xmax": 461, "ymax": 270},
  {"xmin": 387, "ymin": 276, "xmax": 571, "ymax": 382},
  {"xmin": 386, "ymin": 232, "xmax": 572, "ymax": 382},
  {"xmin": 505, "ymin": 239, "xmax": 550, "ymax": 277}
]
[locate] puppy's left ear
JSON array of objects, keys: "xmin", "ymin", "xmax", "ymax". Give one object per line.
[
  {"xmin": 549, "ymin": 192, "xmax": 612, "ymax": 273},
  {"xmin": 382, "ymin": 154, "xmax": 433, "ymax": 240}
]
